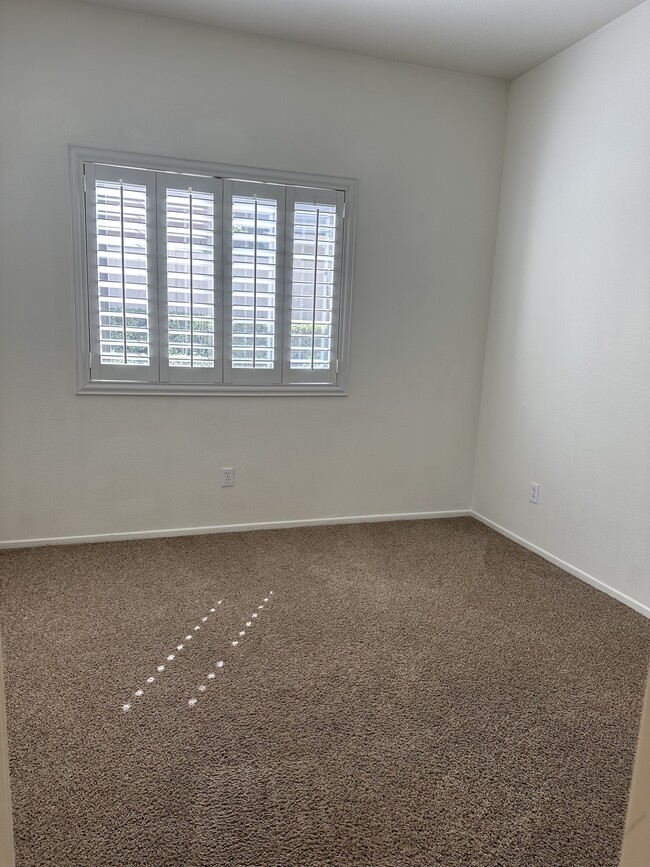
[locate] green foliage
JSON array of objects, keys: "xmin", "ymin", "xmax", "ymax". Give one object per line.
[{"xmin": 290, "ymin": 323, "xmax": 330, "ymax": 335}]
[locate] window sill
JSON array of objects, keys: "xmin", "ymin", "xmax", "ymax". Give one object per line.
[{"xmin": 77, "ymin": 380, "xmax": 348, "ymax": 397}]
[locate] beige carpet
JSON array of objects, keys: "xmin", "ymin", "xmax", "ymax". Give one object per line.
[{"xmin": 0, "ymin": 517, "xmax": 648, "ymax": 866}]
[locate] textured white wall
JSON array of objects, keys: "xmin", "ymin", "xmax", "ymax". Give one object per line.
[
  {"xmin": 473, "ymin": 2, "xmax": 650, "ymax": 611},
  {"xmin": 0, "ymin": 0, "xmax": 508, "ymax": 543}
]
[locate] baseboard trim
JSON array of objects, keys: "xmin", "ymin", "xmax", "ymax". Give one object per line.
[
  {"xmin": 6, "ymin": 510, "xmax": 645, "ymax": 620},
  {"xmin": 0, "ymin": 510, "xmax": 471, "ymax": 550},
  {"xmin": 472, "ymin": 511, "xmax": 650, "ymax": 620}
]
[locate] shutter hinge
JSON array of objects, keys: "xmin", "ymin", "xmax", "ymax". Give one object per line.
[
  {"xmin": 83, "ymin": 172, "xmax": 87, "ymax": 193},
  {"xmin": 342, "ymin": 202, "xmax": 346, "ymax": 219},
  {"xmin": 89, "ymin": 351, "xmax": 92, "ymax": 368},
  {"xmin": 336, "ymin": 358, "xmax": 339, "ymax": 374}
]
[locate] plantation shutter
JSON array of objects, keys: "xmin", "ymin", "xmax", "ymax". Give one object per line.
[
  {"xmin": 157, "ymin": 174, "xmax": 222, "ymax": 384},
  {"xmin": 283, "ymin": 187, "xmax": 344, "ymax": 385},
  {"xmin": 85, "ymin": 163, "xmax": 158, "ymax": 382},
  {"xmin": 75, "ymin": 148, "xmax": 355, "ymax": 394},
  {"xmin": 223, "ymin": 180, "xmax": 285, "ymax": 385}
]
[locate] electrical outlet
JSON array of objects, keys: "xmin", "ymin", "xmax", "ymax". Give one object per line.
[
  {"xmin": 529, "ymin": 483, "xmax": 540, "ymax": 504},
  {"xmin": 221, "ymin": 467, "xmax": 234, "ymax": 488}
]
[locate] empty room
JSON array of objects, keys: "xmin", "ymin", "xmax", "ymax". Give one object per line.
[{"xmin": 0, "ymin": 0, "xmax": 649, "ymax": 865}]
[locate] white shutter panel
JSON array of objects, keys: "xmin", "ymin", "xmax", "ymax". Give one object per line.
[
  {"xmin": 223, "ymin": 181, "xmax": 285, "ymax": 385},
  {"xmin": 157, "ymin": 174, "xmax": 221, "ymax": 384},
  {"xmin": 283, "ymin": 187, "xmax": 344, "ymax": 385},
  {"xmin": 85, "ymin": 163, "xmax": 158, "ymax": 382}
]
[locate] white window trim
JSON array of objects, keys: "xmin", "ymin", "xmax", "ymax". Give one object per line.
[{"xmin": 69, "ymin": 146, "xmax": 358, "ymax": 396}]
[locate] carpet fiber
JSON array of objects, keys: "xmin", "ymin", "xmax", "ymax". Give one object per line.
[{"xmin": 1, "ymin": 517, "xmax": 648, "ymax": 866}]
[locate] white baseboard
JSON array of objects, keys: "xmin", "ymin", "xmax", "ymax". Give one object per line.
[
  {"xmin": 0, "ymin": 509, "xmax": 471, "ymax": 549},
  {"xmin": 4, "ymin": 509, "xmax": 646, "ymax": 621},
  {"xmin": 472, "ymin": 511, "xmax": 650, "ymax": 620}
]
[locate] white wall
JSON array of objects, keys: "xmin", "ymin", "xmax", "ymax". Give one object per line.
[
  {"xmin": 473, "ymin": 2, "xmax": 650, "ymax": 612},
  {"xmin": 0, "ymin": 0, "xmax": 507, "ymax": 543}
]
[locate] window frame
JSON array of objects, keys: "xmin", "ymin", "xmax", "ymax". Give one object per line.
[{"xmin": 69, "ymin": 146, "xmax": 357, "ymax": 396}]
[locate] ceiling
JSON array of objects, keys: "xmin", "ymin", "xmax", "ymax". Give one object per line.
[{"xmin": 80, "ymin": 0, "xmax": 645, "ymax": 80}]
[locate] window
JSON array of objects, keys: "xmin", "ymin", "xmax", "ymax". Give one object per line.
[{"xmin": 70, "ymin": 148, "xmax": 357, "ymax": 394}]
